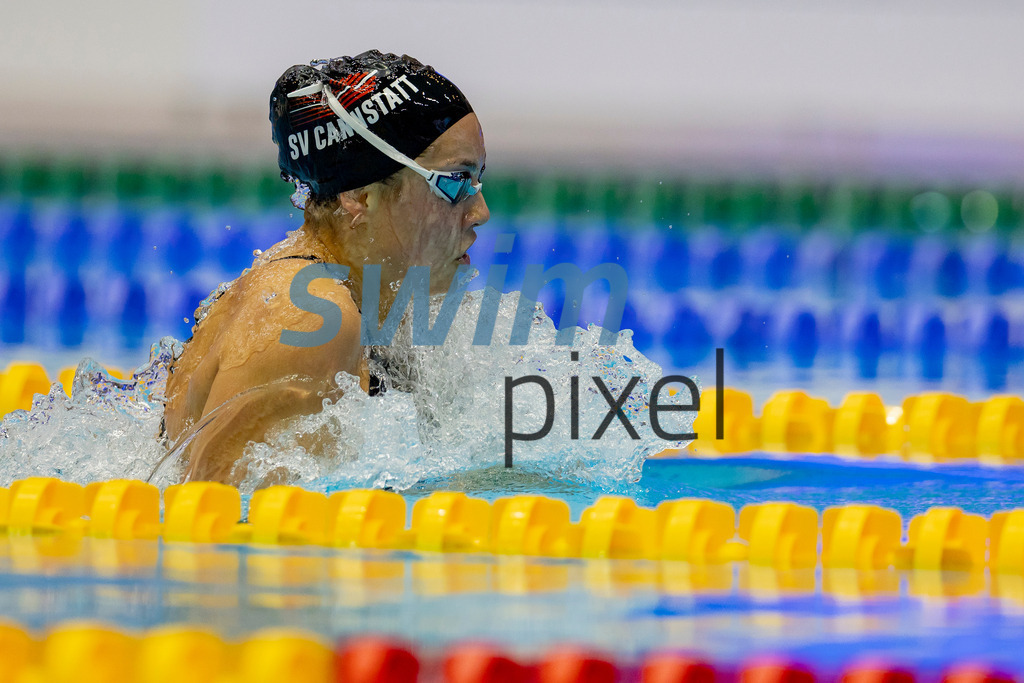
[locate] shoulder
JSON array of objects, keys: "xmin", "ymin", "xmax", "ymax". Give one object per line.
[
  {"xmin": 257, "ymin": 257, "xmax": 360, "ymax": 317},
  {"xmin": 233, "ymin": 257, "xmax": 360, "ymax": 324},
  {"xmin": 214, "ymin": 259, "xmax": 364, "ymax": 380}
]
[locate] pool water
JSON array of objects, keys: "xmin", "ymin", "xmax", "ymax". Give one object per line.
[
  {"xmin": 0, "ymin": 461, "xmax": 1021, "ymax": 672},
  {"xmin": 397, "ymin": 455, "xmax": 1024, "ymax": 522},
  {"xmin": 2, "ymin": 162, "xmax": 1024, "ymax": 674}
]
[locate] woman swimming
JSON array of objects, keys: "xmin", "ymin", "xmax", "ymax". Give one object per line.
[{"xmin": 162, "ymin": 50, "xmax": 489, "ymax": 484}]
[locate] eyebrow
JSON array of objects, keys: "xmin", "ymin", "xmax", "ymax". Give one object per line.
[{"xmin": 441, "ymin": 158, "xmax": 481, "ymax": 171}]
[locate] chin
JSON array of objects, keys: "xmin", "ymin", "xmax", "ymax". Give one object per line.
[
  {"xmin": 429, "ymin": 266, "xmax": 460, "ymax": 293},
  {"xmin": 428, "ymin": 275, "xmax": 452, "ymax": 294}
]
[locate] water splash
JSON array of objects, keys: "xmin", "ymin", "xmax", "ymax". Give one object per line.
[
  {"xmin": 0, "ymin": 338, "xmax": 182, "ymax": 487},
  {"xmin": 0, "ymin": 291, "xmax": 695, "ymax": 493},
  {"xmin": 289, "ymin": 179, "xmax": 311, "ymax": 210},
  {"xmin": 231, "ymin": 289, "xmax": 695, "ymax": 494},
  {"xmin": 192, "ymin": 280, "xmax": 233, "ymax": 325}
]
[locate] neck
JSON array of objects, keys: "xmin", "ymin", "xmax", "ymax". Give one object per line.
[{"xmin": 298, "ymin": 223, "xmax": 407, "ymax": 326}]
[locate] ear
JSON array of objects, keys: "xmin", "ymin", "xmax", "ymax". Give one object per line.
[{"xmin": 337, "ymin": 189, "xmax": 369, "ymax": 219}]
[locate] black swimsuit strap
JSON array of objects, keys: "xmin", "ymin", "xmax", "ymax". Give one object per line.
[
  {"xmin": 366, "ymin": 348, "xmax": 396, "ymax": 398},
  {"xmin": 269, "ymin": 254, "xmax": 326, "ymax": 263}
]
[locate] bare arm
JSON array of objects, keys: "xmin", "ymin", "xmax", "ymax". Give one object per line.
[{"xmin": 180, "ymin": 272, "xmax": 365, "ymax": 484}]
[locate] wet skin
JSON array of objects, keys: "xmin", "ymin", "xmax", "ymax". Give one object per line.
[{"xmin": 163, "ymin": 113, "xmax": 490, "ymax": 484}]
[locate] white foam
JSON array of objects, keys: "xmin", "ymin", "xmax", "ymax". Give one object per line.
[
  {"xmin": 232, "ymin": 289, "xmax": 695, "ymax": 494},
  {"xmin": 0, "ymin": 338, "xmax": 181, "ymax": 487},
  {"xmin": 0, "ymin": 289, "xmax": 696, "ymax": 493}
]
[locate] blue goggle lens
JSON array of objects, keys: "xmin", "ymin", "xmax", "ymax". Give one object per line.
[{"xmin": 433, "ymin": 172, "xmax": 481, "ymax": 204}]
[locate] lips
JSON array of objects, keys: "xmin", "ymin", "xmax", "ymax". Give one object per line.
[{"xmin": 455, "ymin": 233, "xmax": 476, "ymax": 266}]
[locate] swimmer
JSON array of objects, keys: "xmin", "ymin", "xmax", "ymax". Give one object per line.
[{"xmin": 163, "ymin": 50, "xmax": 489, "ymax": 484}]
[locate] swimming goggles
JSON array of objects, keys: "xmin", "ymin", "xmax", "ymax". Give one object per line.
[{"xmin": 287, "ymin": 78, "xmax": 482, "ymax": 204}]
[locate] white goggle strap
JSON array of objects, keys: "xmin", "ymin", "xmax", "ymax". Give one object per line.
[{"xmin": 287, "ymin": 81, "xmax": 436, "ymax": 185}]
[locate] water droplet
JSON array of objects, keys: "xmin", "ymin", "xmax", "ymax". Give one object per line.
[
  {"xmin": 183, "ymin": 317, "xmax": 190, "ymax": 323},
  {"xmin": 226, "ymin": 225, "xmax": 231, "ymax": 230},
  {"xmin": 289, "ymin": 180, "xmax": 311, "ymax": 210},
  {"xmin": 1, "ymin": 289, "xmax": 681, "ymax": 499},
  {"xmin": 193, "ymin": 280, "xmax": 233, "ymax": 325}
]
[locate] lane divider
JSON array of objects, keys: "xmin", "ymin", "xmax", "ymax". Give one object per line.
[
  {"xmin": 0, "ymin": 362, "xmax": 51, "ymax": 417},
  {"xmin": 0, "ymin": 621, "xmax": 1018, "ymax": 683},
  {"xmin": 2, "ymin": 478, "xmax": 1024, "ymax": 574},
  {"xmin": 2, "ymin": 362, "xmax": 1022, "ymax": 466},
  {"xmin": 0, "ymin": 362, "xmax": 126, "ymax": 415},
  {"xmin": 684, "ymin": 388, "xmax": 1024, "ymax": 464},
  {"xmin": 7, "ymin": 156, "xmax": 1023, "ymax": 236}
]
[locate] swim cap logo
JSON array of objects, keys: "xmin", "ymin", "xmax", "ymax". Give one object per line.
[
  {"xmin": 334, "ymin": 72, "xmax": 379, "ymax": 108},
  {"xmin": 285, "ymin": 73, "xmax": 421, "ymax": 161},
  {"xmin": 288, "ymin": 72, "xmax": 377, "ymax": 126}
]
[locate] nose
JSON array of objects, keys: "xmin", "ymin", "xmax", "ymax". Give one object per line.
[{"xmin": 466, "ymin": 192, "xmax": 490, "ymax": 228}]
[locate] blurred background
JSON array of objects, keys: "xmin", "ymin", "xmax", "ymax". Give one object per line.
[{"xmin": 3, "ymin": 0, "xmax": 1024, "ymax": 402}]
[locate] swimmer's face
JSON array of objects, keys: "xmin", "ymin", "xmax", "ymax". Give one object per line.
[{"xmin": 363, "ymin": 113, "xmax": 489, "ymax": 294}]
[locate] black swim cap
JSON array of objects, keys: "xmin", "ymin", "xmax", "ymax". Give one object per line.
[{"xmin": 269, "ymin": 50, "xmax": 474, "ymax": 202}]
